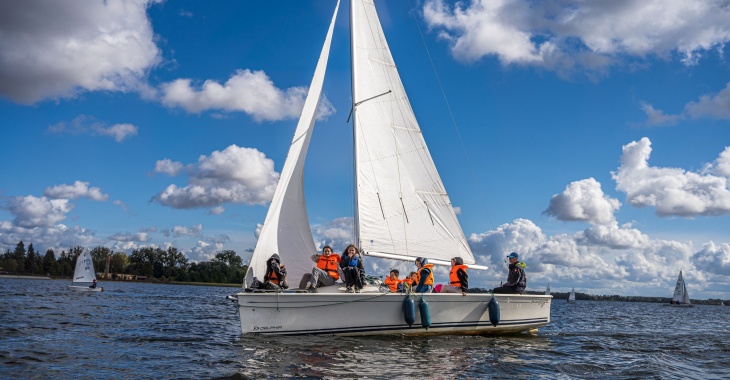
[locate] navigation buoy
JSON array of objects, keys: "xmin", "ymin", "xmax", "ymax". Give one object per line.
[
  {"xmin": 488, "ymin": 295, "xmax": 500, "ymax": 327},
  {"xmin": 403, "ymin": 296, "xmax": 416, "ymax": 327},
  {"xmin": 419, "ymin": 296, "xmax": 431, "ymax": 329}
]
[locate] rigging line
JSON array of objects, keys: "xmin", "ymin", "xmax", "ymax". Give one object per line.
[
  {"xmin": 406, "ymin": 0, "xmax": 495, "ymax": 232},
  {"xmin": 347, "ymin": 90, "xmax": 392, "ymax": 123}
]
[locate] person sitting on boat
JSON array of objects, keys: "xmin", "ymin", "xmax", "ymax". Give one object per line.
[
  {"xmin": 383, "ymin": 269, "xmax": 402, "ymax": 292},
  {"xmin": 300, "ymin": 245, "xmax": 341, "ymax": 291},
  {"xmin": 264, "ymin": 253, "xmax": 288, "ymax": 290},
  {"xmin": 414, "ymin": 257, "xmax": 434, "ymax": 293},
  {"xmin": 492, "ymin": 252, "xmax": 526, "ymax": 294},
  {"xmin": 89, "ymin": 278, "xmax": 97, "ymax": 289},
  {"xmin": 439, "ymin": 257, "xmax": 469, "ymax": 296},
  {"xmin": 340, "ymin": 244, "xmax": 365, "ymax": 293}
]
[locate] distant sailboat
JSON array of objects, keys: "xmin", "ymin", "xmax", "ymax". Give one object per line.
[
  {"xmin": 567, "ymin": 287, "xmax": 576, "ymax": 303},
  {"xmin": 67, "ymin": 251, "xmax": 103, "ymax": 292},
  {"xmin": 545, "ymin": 283, "xmax": 550, "ymax": 296},
  {"xmin": 665, "ymin": 270, "xmax": 691, "ymax": 307}
]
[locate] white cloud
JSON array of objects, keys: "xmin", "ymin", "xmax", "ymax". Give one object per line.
[
  {"xmin": 160, "ymin": 69, "xmax": 336, "ymax": 122},
  {"xmin": 612, "ymin": 137, "xmax": 730, "ymax": 217},
  {"xmin": 544, "ymin": 178, "xmax": 621, "ymax": 226},
  {"xmin": 154, "ymin": 159, "xmax": 185, "ymax": 176},
  {"xmin": 313, "ymin": 217, "xmax": 354, "ymax": 251},
  {"xmin": 170, "ymin": 224, "xmax": 203, "ymax": 238},
  {"xmin": 640, "ymin": 102, "xmax": 681, "ymax": 126},
  {"xmin": 7, "ymin": 196, "xmax": 74, "ymax": 228},
  {"xmin": 108, "ymin": 232, "xmax": 150, "ymax": 243},
  {"xmin": 423, "ymin": 0, "xmax": 730, "ymax": 75},
  {"xmin": 152, "ymin": 145, "xmax": 279, "ymax": 209},
  {"xmin": 693, "ymin": 241, "xmax": 730, "ymax": 276},
  {"xmin": 641, "ymin": 82, "xmax": 730, "ymax": 125},
  {"xmin": 44, "ymin": 181, "xmax": 109, "ymax": 201},
  {"xmin": 0, "ymin": 222, "xmax": 99, "ymax": 253},
  {"xmin": 254, "ymin": 223, "xmax": 263, "ymax": 239},
  {"xmin": 0, "ymin": 0, "xmax": 161, "ymax": 104},
  {"xmin": 709, "ymin": 147, "xmax": 730, "ymax": 178},
  {"xmin": 48, "ymin": 115, "xmax": 138, "ymax": 142}
]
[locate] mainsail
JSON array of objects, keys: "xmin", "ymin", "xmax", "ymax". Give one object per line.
[
  {"xmin": 672, "ymin": 270, "xmax": 691, "ymax": 305},
  {"xmin": 350, "ymin": 0, "xmax": 477, "ymax": 267},
  {"xmin": 568, "ymin": 287, "xmax": 576, "ymax": 302},
  {"xmin": 246, "ymin": 1, "xmax": 340, "ymax": 286},
  {"xmin": 545, "ymin": 283, "xmax": 551, "ymax": 295},
  {"xmin": 73, "ymin": 251, "xmax": 96, "ymax": 283}
]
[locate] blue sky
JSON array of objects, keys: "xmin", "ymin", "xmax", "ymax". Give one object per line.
[{"xmin": 1, "ymin": 0, "xmax": 729, "ymax": 298}]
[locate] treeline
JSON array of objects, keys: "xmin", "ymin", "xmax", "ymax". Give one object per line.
[
  {"xmin": 471, "ymin": 288, "xmax": 728, "ymax": 305},
  {"xmin": 0, "ymin": 241, "xmax": 247, "ymax": 284}
]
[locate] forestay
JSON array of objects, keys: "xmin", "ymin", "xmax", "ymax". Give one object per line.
[
  {"xmin": 246, "ymin": 1, "xmax": 340, "ymax": 286},
  {"xmin": 350, "ymin": 0, "xmax": 476, "ymax": 267}
]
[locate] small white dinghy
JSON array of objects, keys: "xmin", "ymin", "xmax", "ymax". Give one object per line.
[{"xmin": 68, "ymin": 251, "xmax": 103, "ymax": 292}]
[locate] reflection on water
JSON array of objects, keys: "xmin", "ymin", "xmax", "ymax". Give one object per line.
[{"xmin": 1, "ymin": 278, "xmax": 729, "ymax": 379}]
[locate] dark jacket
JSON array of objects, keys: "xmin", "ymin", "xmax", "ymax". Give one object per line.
[
  {"xmin": 454, "ymin": 267, "xmax": 468, "ymax": 293},
  {"xmin": 340, "ymin": 253, "xmax": 365, "ymax": 287},
  {"xmin": 264, "ymin": 254, "xmax": 288, "ymax": 289},
  {"xmin": 504, "ymin": 261, "xmax": 526, "ymax": 293}
]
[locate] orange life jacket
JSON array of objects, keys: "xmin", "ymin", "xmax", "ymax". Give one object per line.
[
  {"xmin": 417, "ymin": 264, "xmax": 435, "ymax": 286},
  {"xmin": 449, "ymin": 264, "xmax": 469, "ymax": 286},
  {"xmin": 268, "ymin": 269, "xmax": 280, "ymax": 285},
  {"xmin": 384, "ymin": 276, "xmax": 402, "ymax": 292},
  {"xmin": 316, "ymin": 253, "xmax": 341, "ymax": 280}
]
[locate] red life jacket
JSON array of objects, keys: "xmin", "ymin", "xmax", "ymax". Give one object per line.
[{"xmin": 316, "ymin": 253, "xmax": 341, "ymax": 280}]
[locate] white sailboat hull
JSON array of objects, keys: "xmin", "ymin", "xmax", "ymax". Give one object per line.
[
  {"xmin": 68, "ymin": 285, "xmax": 103, "ymax": 292},
  {"xmin": 235, "ymin": 289, "xmax": 551, "ymax": 336},
  {"xmin": 663, "ymin": 303, "xmax": 692, "ymax": 307}
]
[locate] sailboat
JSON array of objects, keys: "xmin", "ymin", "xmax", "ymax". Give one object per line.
[
  {"xmin": 664, "ymin": 270, "xmax": 692, "ymax": 307},
  {"xmin": 232, "ymin": 0, "xmax": 552, "ymax": 336},
  {"xmin": 67, "ymin": 251, "xmax": 103, "ymax": 292},
  {"xmin": 567, "ymin": 287, "xmax": 576, "ymax": 303},
  {"xmin": 545, "ymin": 283, "xmax": 551, "ymax": 295}
]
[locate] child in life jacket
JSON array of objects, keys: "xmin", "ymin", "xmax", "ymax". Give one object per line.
[{"xmin": 383, "ymin": 269, "xmax": 403, "ymax": 292}]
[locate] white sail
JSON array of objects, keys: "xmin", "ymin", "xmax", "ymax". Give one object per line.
[
  {"xmin": 350, "ymin": 0, "xmax": 475, "ymax": 266},
  {"xmin": 671, "ymin": 270, "xmax": 691, "ymax": 305},
  {"xmin": 545, "ymin": 283, "xmax": 550, "ymax": 295},
  {"xmin": 73, "ymin": 251, "xmax": 96, "ymax": 283},
  {"xmin": 246, "ymin": 1, "xmax": 340, "ymax": 286},
  {"xmin": 568, "ymin": 287, "xmax": 576, "ymax": 302}
]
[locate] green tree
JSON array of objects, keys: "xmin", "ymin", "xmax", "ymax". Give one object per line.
[
  {"xmin": 42, "ymin": 249, "xmax": 58, "ymax": 275},
  {"xmin": 13, "ymin": 241, "xmax": 26, "ymax": 273},
  {"xmin": 89, "ymin": 246, "xmax": 112, "ymax": 275},
  {"xmin": 213, "ymin": 250, "xmax": 243, "ymax": 267},
  {"xmin": 108, "ymin": 252, "xmax": 129, "ymax": 275}
]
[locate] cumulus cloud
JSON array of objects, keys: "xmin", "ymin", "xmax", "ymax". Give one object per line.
[
  {"xmin": 163, "ymin": 224, "xmax": 203, "ymax": 238},
  {"xmin": 708, "ymin": 147, "xmax": 730, "ymax": 178},
  {"xmin": 160, "ymin": 69, "xmax": 336, "ymax": 122},
  {"xmin": 7, "ymin": 196, "xmax": 74, "ymax": 228},
  {"xmin": 544, "ymin": 178, "xmax": 621, "ymax": 226},
  {"xmin": 108, "ymin": 232, "xmax": 151, "ymax": 243},
  {"xmin": 640, "ymin": 102, "xmax": 681, "ymax": 127},
  {"xmin": 612, "ymin": 137, "xmax": 730, "ymax": 217},
  {"xmin": 423, "ymin": 0, "xmax": 730, "ymax": 75},
  {"xmin": 44, "ymin": 181, "xmax": 108, "ymax": 201},
  {"xmin": 692, "ymin": 241, "xmax": 730, "ymax": 276},
  {"xmin": 0, "ymin": 222, "xmax": 99, "ymax": 252},
  {"xmin": 154, "ymin": 159, "xmax": 185, "ymax": 176},
  {"xmin": 0, "ymin": 0, "xmax": 161, "ymax": 104},
  {"xmin": 152, "ymin": 145, "xmax": 279, "ymax": 209},
  {"xmin": 47, "ymin": 115, "xmax": 138, "ymax": 142},
  {"xmin": 313, "ymin": 217, "xmax": 354, "ymax": 251}
]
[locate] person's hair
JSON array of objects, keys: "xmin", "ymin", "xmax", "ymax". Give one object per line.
[
  {"xmin": 322, "ymin": 245, "xmax": 333, "ymax": 253},
  {"xmin": 343, "ymin": 244, "xmax": 359, "ymax": 256},
  {"xmin": 390, "ymin": 269, "xmax": 399, "ymax": 276},
  {"xmin": 408, "ymin": 271, "xmax": 417, "ymax": 278}
]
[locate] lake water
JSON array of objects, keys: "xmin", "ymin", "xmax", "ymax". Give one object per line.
[{"xmin": 1, "ymin": 278, "xmax": 729, "ymax": 379}]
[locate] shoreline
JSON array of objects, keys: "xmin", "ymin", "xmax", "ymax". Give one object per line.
[{"xmin": 0, "ymin": 274, "xmax": 241, "ymax": 288}]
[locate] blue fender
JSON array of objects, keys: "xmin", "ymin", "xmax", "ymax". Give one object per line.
[
  {"xmin": 419, "ymin": 297, "xmax": 431, "ymax": 329},
  {"xmin": 488, "ymin": 295, "xmax": 500, "ymax": 327},
  {"xmin": 403, "ymin": 296, "xmax": 416, "ymax": 327}
]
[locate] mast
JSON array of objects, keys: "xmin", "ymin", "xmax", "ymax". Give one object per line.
[{"xmin": 350, "ymin": 0, "xmax": 360, "ymax": 249}]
